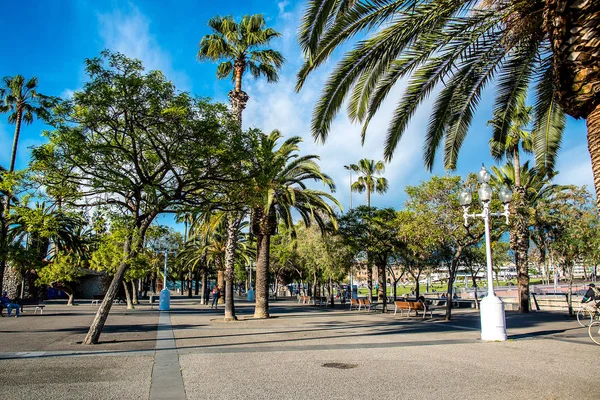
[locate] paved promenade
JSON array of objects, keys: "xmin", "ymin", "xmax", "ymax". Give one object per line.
[{"xmin": 0, "ymin": 296, "xmax": 597, "ymax": 399}]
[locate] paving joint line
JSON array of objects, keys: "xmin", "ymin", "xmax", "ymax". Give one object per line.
[{"xmin": 149, "ymin": 311, "xmax": 187, "ymax": 400}]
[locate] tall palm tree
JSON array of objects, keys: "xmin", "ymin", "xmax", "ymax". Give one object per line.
[
  {"xmin": 197, "ymin": 14, "xmax": 284, "ymax": 125},
  {"xmin": 295, "ymin": 1, "xmax": 599, "ymax": 201},
  {"xmin": 1, "ymin": 75, "xmax": 50, "ymax": 291},
  {"xmin": 250, "ymin": 130, "xmax": 341, "ymax": 318},
  {"xmin": 198, "ymin": 14, "xmax": 284, "ymax": 321},
  {"xmin": 348, "ymin": 159, "xmax": 388, "ymax": 207},
  {"xmin": 489, "ymin": 94, "xmax": 535, "ymax": 312},
  {"xmin": 347, "ymin": 158, "xmax": 388, "ymax": 302},
  {"xmin": 491, "ymin": 162, "xmax": 566, "ymax": 311},
  {"xmin": 0, "ymin": 75, "xmax": 50, "ymax": 172}
]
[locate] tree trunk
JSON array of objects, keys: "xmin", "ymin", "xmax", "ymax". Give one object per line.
[
  {"xmin": 123, "ymin": 281, "xmax": 134, "ymax": 310},
  {"xmin": 217, "ymin": 270, "xmax": 225, "ymax": 304},
  {"xmin": 471, "ymin": 275, "xmax": 480, "ymax": 310},
  {"xmin": 200, "ymin": 265, "xmax": 207, "ymax": 305},
  {"xmin": 83, "ymin": 235, "xmax": 133, "ymax": 344},
  {"xmin": 253, "ymin": 231, "xmax": 270, "ymax": 318},
  {"xmin": 187, "ymin": 271, "xmax": 193, "ymax": 298},
  {"xmin": 194, "ymin": 270, "xmax": 200, "ymax": 296},
  {"xmin": 377, "ymin": 264, "xmax": 387, "ymax": 313},
  {"xmin": 512, "ymin": 186, "xmax": 530, "ymax": 313},
  {"xmin": 445, "ymin": 259, "xmax": 460, "ymax": 321},
  {"xmin": 9, "ymin": 109, "xmax": 23, "ymax": 173},
  {"xmin": 63, "ymin": 284, "xmax": 74, "ymax": 306},
  {"xmin": 224, "ymin": 213, "xmax": 242, "ymax": 321},
  {"xmin": 131, "ymin": 281, "xmax": 138, "ymax": 305},
  {"xmin": 587, "ymin": 106, "xmax": 600, "ymax": 211},
  {"xmin": 228, "ymin": 90, "xmax": 249, "ymax": 127}
]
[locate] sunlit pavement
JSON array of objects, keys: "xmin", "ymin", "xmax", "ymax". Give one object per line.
[{"xmin": 0, "ymin": 297, "xmax": 597, "ymax": 399}]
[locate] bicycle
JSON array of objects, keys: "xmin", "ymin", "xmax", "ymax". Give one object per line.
[
  {"xmin": 589, "ymin": 321, "xmax": 600, "ymax": 345},
  {"xmin": 576, "ymin": 304, "xmax": 600, "ymax": 327}
]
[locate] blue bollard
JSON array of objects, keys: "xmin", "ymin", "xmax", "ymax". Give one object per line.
[
  {"xmin": 159, "ymin": 288, "xmax": 171, "ymax": 311},
  {"xmin": 247, "ymin": 289, "xmax": 255, "ymax": 302}
]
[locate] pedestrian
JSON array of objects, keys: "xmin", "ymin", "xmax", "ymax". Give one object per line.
[
  {"xmin": 1, "ymin": 291, "xmax": 20, "ymax": 318},
  {"xmin": 211, "ymin": 286, "xmax": 221, "ymax": 309}
]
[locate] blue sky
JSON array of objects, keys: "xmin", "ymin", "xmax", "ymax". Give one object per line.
[{"xmin": 0, "ymin": 0, "xmax": 592, "ymax": 229}]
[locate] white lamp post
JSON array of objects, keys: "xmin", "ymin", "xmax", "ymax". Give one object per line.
[
  {"xmin": 460, "ymin": 165, "xmax": 512, "ymax": 342},
  {"xmin": 159, "ymin": 250, "xmax": 171, "ymax": 311}
]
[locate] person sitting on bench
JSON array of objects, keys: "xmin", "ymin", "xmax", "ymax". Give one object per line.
[{"xmin": 1, "ymin": 291, "xmax": 20, "ymax": 318}]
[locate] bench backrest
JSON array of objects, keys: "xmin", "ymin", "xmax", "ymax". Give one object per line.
[
  {"xmin": 351, "ymin": 298, "xmax": 359, "ymax": 305},
  {"xmin": 395, "ymin": 300, "xmax": 425, "ymax": 310}
]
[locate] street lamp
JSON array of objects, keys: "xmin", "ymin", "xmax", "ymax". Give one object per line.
[
  {"xmin": 159, "ymin": 250, "xmax": 173, "ymax": 311},
  {"xmin": 460, "ymin": 165, "xmax": 512, "ymax": 341}
]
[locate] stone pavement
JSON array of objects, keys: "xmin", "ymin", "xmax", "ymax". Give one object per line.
[{"xmin": 0, "ymin": 296, "xmax": 598, "ymax": 399}]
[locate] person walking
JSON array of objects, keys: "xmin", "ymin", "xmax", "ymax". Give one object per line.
[{"xmin": 211, "ymin": 286, "xmax": 221, "ymax": 309}]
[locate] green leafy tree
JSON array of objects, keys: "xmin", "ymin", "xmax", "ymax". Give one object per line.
[
  {"xmin": 37, "ymin": 251, "xmax": 85, "ymax": 306},
  {"xmin": 31, "ymin": 51, "xmax": 245, "ymax": 344},
  {"xmin": 249, "ymin": 130, "xmax": 340, "ymax": 318}
]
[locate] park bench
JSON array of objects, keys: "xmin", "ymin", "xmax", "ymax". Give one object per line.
[
  {"xmin": 358, "ymin": 298, "xmax": 376, "ymax": 312},
  {"xmin": 91, "ymin": 294, "xmax": 126, "ymax": 305},
  {"xmin": 19, "ymin": 299, "xmax": 45, "ymax": 314},
  {"xmin": 394, "ymin": 300, "xmax": 432, "ymax": 319},
  {"xmin": 349, "ymin": 298, "xmax": 360, "ymax": 310},
  {"xmin": 298, "ymin": 295, "xmax": 311, "ymax": 304}
]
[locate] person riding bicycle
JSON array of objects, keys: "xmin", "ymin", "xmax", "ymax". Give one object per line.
[{"xmin": 581, "ymin": 283, "xmax": 600, "ymax": 313}]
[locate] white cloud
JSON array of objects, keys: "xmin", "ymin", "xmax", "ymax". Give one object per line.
[
  {"xmin": 241, "ymin": 4, "xmax": 433, "ymax": 211},
  {"xmin": 97, "ymin": 5, "xmax": 190, "ymax": 90}
]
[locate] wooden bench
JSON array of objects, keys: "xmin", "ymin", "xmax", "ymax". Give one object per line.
[
  {"xmin": 298, "ymin": 295, "xmax": 311, "ymax": 304},
  {"xmin": 19, "ymin": 299, "xmax": 45, "ymax": 314},
  {"xmin": 394, "ymin": 300, "xmax": 432, "ymax": 319},
  {"xmin": 358, "ymin": 298, "xmax": 376, "ymax": 312},
  {"xmin": 91, "ymin": 294, "xmax": 126, "ymax": 305},
  {"xmin": 349, "ymin": 298, "xmax": 360, "ymax": 310}
]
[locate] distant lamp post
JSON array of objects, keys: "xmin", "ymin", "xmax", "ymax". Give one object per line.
[
  {"xmin": 460, "ymin": 165, "xmax": 512, "ymax": 342},
  {"xmin": 159, "ymin": 250, "xmax": 173, "ymax": 311}
]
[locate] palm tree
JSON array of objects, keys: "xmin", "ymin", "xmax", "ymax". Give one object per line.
[
  {"xmin": 348, "ymin": 159, "xmax": 388, "ymax": 207},
  {"xmin": 1, "ymin": 75, "xmax": 50, "ymax": 291},
  {"xmin": 197, "ymin": 14, "xmax": 284, "ymax": 321},
  {"xmin": 347, "ymin": 158, "xmax": 388, "ymax": 302},
  {"xmin": 295, "ymin": 1, "xmax": 600, "ymax": 202},
  {"xmin": 0, "ymin": 75, "xmax": 50, "ymax": 172},
  {"xmin": 197, "ymin": 14, "xmax": 284, "ymax": 125},
  {"xmin": 250, "ymin": 130, "xmax": 341, "ymax": 318},
  {"xmin": 181, "ymin": 212, "xmax": 253, "ymax": 320},
  {"xmin": 491, "ymin": 162, "xmax": 566, "ymax": 311},
  {"xmin": 489, "ymin": 94, "xmax": 535, "ymax": 312}
]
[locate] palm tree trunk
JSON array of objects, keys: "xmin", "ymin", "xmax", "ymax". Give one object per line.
[
  {"xmin": 587, "ymin": 105, "xmax": 600, "ymax": 211},
  {"xmin": 217, "ymin": 270, "xmax": 225, "ymax": 304},
  {"xmin": 377, "ymin": 264, "xmax": 387, "ymax": 313},
  {"xmin": 200, "ymin": 265, "xmax": 207, "ymax": 305},
  {"xmin": 253, "ymin": 231, "xmax": 270, "ymax": 318},
  {"xmin": 9, "ymin": 109, "xmax": 23, "ymax": 173},
  {"xmin": 224, "ymin": 214, "xmax": 242, "ymax": 321},
  {"xmin": 511, "ymin": 186, "xmax": 530, "ymax": 313},
  {"xmin": 187, "ymin": 271, "xmax": 193, "ymax": 298}
]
